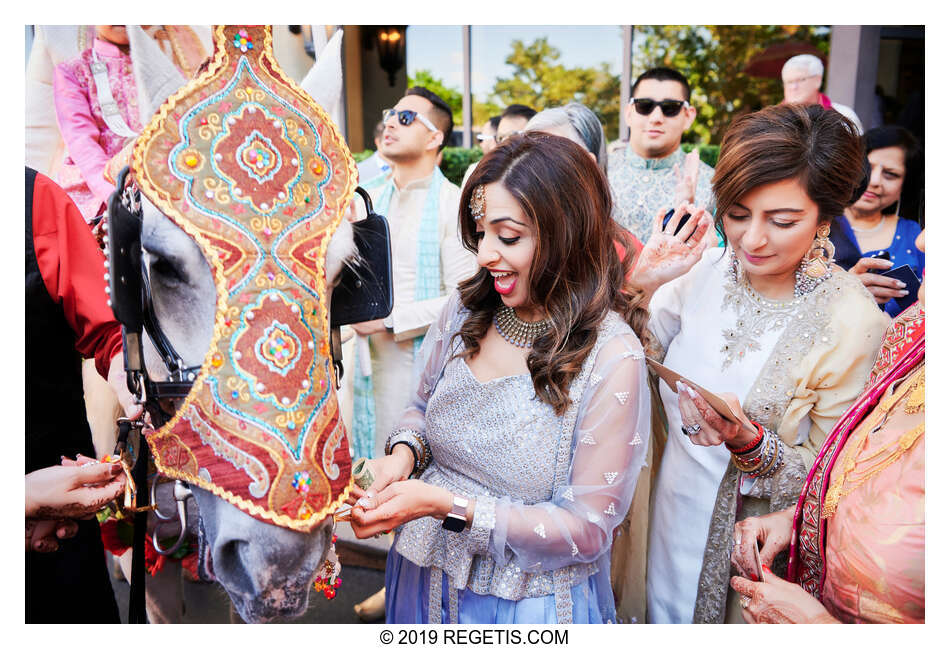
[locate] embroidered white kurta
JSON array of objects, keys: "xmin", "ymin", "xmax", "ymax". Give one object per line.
[
  {"xmin": 364, "ymin": 170, "xmax": 476, "ymax": 456},
  {"xmin": 644, "ymin": 248, "xmax": 888, "ymax": 623}
]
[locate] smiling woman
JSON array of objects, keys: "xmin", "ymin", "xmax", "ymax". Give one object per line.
[
  {"xmin": 624, "ymin": 104, "xmax": 890, "ymax": 623},
  {"xmin": 347, "ymin": 133, "xmax": 652, "ymax": 623},
  {"xmin": 833, "ymin": 126, "xmax": 925, "ymax": 316}
]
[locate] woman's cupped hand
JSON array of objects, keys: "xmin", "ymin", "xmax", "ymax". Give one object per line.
[{"xmin": 349, "ymin": 480, "xmax": 453, "ymax": 539}]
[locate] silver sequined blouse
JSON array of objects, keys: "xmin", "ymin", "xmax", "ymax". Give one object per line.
[{"xmin": 390, "ymin": 292, "xmax": 651, "ymax": 622}]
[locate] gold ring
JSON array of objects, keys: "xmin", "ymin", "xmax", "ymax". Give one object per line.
[{"xmin": 739, "ymin": 595, "xmax": 751, "ymax": 609}]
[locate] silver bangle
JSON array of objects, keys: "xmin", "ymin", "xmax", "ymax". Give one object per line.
[{"xmin": 385, "ymin": 428, "xmax": 431, "ymax": 477}]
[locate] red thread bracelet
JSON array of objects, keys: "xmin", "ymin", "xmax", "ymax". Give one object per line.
[{"xmin": 728, "ymin": 421, "xmax": 764, "ymax": 454}]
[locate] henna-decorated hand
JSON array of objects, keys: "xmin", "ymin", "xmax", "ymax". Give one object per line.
[
  {"xmin": 25, "ymin": 518, "xmax": 79, "ymax": 552},
  {"xmin": 631, "ymin": 202, "xmax": 712, "ymax": 297},
  {"xmin": 25, "ymin": 461, "xmax": 126, "ymax": 520},
  {"xmin": 731, "ymin": 507, "xmax": 795, "ymax": 579},
  {"xmin": 731, "ymin": 567, "xmax": 839, "ymax": 624}
]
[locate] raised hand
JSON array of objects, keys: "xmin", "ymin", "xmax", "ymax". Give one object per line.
[
  {"xmin": 672, "ymin": 148, "xmax": 701, "ymax": 208},
  {"xmin": 731, "ymin": 507, "xmax": 795, "ymax": 579},
  {"xmin": 632, "ymin": 202, "xmax": 712, "ymax": 297}
]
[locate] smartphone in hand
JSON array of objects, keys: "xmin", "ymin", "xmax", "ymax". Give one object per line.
[
  {"xmin": 879, "ymin": 264, "xmax": 921, "ymax": 312},
  {"xmin": 662, "ymin": 208, "xmax": 695, "ymax": 239},
  {"xmin": 751, "ymin": 541, "xmax": 764, "ymax": 582}
]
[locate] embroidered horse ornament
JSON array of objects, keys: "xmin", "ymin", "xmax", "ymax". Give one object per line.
[{"xmin": 132, "ymin": 25, "xmax": 355, "ymax": 532}]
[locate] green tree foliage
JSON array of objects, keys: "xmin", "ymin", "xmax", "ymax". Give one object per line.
[
  {"xmin": 635, "ymin": 25, "xmax": 829, "ymax": 144},
  {"xmin": 408, "ymin": 69, "xmax": 464, "ymax": 124},
  {"xmin": 490, "ymin": 37, "xmax": 621, "ymax": 140},
  {"xmin": 408, "ymin": 69, "xmax": 504, "ymax": 131}
]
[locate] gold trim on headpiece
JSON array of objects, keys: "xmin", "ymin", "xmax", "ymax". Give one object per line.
[{"xmin": 128, "ymin": 25, "xmax": 356, "ymax": 532}]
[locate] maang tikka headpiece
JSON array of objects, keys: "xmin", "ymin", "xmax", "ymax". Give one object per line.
[
  {"xmin": 131, "ymin": 26, "xmax": 356, "ymax": 531},
  {"xmin": 470, "ymin": 184, "xmax": 486, "ymax": 221}
]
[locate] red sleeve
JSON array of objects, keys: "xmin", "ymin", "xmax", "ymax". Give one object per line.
[
  {"xmin": 32, "ymin": 172, "xmax": 122, "ymax": 379},
  {"xmin": 614, "ymin": 231, "xmax": 645, "ymax": 282}
]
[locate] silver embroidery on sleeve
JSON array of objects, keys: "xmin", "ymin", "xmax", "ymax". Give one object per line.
[{"xmin": 391, "ymin": 312, "xmax": 632, "ymax": 618}]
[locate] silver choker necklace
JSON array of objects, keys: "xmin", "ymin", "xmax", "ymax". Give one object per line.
[{"xmin": 493, "ymin": 305, "xmax": 551, "ymax": 348}]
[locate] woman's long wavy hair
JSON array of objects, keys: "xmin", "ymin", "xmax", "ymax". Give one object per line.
[{"xmin": 455, "ymin": 132, "xmax": 649, "ymax": 416}]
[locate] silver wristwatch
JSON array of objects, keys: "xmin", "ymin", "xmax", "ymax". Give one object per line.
[{"xmin": 442, "ymin": 495, "xmax": 468, "ymax": 533}]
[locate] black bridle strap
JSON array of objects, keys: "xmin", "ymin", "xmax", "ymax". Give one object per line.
[
  {"xmin": 140, "ymin": 256, "xmax": 201, "ymax": 381},
  {"xmin": 127, "ymin": 423, "xmax": 150, "ymax": 623}
]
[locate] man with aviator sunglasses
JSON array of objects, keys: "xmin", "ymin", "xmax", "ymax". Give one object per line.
[
  {"xmin": 608, "ymin": 67, "xmax": 714, "ymax": 244},
  {"xmin": 352, "ymin": 87, "xmax": 474, "ymax": 457}
]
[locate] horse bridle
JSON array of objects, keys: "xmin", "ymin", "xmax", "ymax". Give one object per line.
[
  {"xmin": 105, "ymin": 167, "xmax": 394, "ymax": 557},
  {"xmin": 105, "ymin": 166, "xmax": 201, "ymax": 557}
]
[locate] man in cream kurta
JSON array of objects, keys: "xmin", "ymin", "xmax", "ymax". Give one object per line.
[{"xmin": 351, "ymin": 87, "xmax": 476, "ymax": 459}]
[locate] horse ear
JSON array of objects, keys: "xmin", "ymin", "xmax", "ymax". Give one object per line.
[
  {"xmin": 299, "ymin": 28, "xmax": 344, "ymax": 129},
  {"xmin": 127, "ymin": 25, "xmax": 187, "ymax": 128}
]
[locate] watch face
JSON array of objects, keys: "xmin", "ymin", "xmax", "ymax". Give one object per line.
[{"xmin": 442, "ymin": 514, "xmax": 466, "ymax": 533}]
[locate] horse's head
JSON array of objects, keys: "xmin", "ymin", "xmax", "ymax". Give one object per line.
[
  {"xmin": 139, "ymin": 198, "xmax": 355, "ymax": 622},
  {"xmin": 116, "ymin": 26, "xmax": 375, "ymax": 623}
]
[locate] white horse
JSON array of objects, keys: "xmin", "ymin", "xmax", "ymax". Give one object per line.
[
  {"xmin": 138, "ymin": 198, "xmax": 356, "ymax": 622},
  {"xmin": 125, "ymin": 27, "xmax": 357, "ymax": 623}
]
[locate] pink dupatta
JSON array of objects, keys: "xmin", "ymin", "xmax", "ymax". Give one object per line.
[{"xmin": 789, "ymin": 302, "xmax": 924, "ymax": 597}]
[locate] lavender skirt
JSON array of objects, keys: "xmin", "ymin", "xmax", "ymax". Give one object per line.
[{"xmin": 385, "ymin": 549, "xmax": 610, "ymax": 624}]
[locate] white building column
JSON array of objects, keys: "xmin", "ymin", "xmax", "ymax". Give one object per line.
[
  {"xmin": 827, "ymin": 25, "xmax": 880, "ymax": 130},
  {"xmin": 462, "ymin": 25, "xmax": 472, "ymax": 148}
]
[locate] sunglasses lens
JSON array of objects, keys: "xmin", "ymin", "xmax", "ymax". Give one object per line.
[
  {"xmin": 398, "ymin": 110, "xmax": 416, "ymax": 126},
  {"xmin": 633, "ymin": 99, "xmax": 655, "ymax": 116},
  {"xmin": 633, "ymin": 99, "xmax": 684, "ymax": 117},
  {"xmin": 660, "ymin": 101, "xmax": 684, "ymax": 117}
]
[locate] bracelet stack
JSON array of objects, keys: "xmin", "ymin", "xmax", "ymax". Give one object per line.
[
  {"xmin": 729, "ymin": 422, "xmax": 785, "ymax": 479},
  {"xmin": 385, "ymin": 428, "xmax": 432, "ymax": 478}
]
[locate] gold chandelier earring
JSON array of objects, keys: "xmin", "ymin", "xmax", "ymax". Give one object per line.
[{"xmin": 803, "ymin": 223, "xmax": 836, "ymax": 278}]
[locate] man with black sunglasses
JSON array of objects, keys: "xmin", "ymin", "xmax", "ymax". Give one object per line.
[{"xmin": 607, "ymin": 67, "xmax": 714, "ymax": 244}]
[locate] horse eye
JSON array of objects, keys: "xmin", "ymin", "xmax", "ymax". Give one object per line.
[{"xmin": 150, "ymin": 256, "xmax": 186, "ymax": 285}]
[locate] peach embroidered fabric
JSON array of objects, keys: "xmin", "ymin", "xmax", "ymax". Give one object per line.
[{"xmin": 821, "ymin": 366, "xmax": 924, "ymax": 623}]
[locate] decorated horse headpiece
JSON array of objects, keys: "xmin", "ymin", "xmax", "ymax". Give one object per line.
[{"xmin": 129, "ymin": 26, "xmax": 355, "ymax": 531}]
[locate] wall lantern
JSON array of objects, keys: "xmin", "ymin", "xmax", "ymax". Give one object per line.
[{"xmin": 375, "ymin": 26, "xmax": 406, "ymax": 87}]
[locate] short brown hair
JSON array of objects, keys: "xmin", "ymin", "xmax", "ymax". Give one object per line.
[{"xmin": 712, "ymin": 104, "xmax": 865, "ymax": 236}]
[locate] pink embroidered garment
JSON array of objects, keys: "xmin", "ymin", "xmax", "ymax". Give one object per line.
[
  {"xmin": 820, "ymin": 365, "xmax": 924, "ymax": 623},
  {"xmin": 53, "ymin": 38, "xmax": 142, "ymax": 222},
  {"xmin": 790, "ymin": 303, "xmax": 924, "ymax": 623}
]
